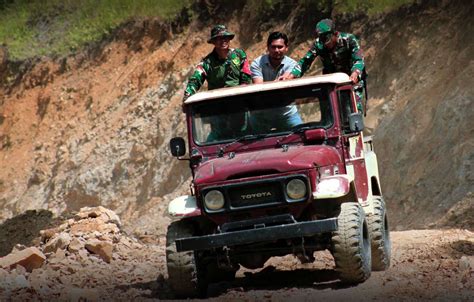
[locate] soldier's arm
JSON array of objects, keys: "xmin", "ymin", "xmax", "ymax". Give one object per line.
[
  {"xmin": 349, "ymin": 34, "xmax": 365, "ymax": 75},
  {"xmin": 238, "ymin": 49, "xmax": 252, "ymax": 85},
  {"xmin": 183, "ymin": 63, "xmax": 207, "ymax": 101},
  {"xmin": 290, "ymin": 43, "xmax": 318, "ymax": 78}
]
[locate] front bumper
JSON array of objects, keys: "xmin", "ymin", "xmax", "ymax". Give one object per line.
[{"xmin": 175, "ymin": 217, "xmax": 338, "ymax": 252}]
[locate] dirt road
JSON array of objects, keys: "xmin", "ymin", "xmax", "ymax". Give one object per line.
[
  {"xmin": 0, "ymin": 211, "xmax": 472, "ymax": 301},
  {"xmin": 216, "ymin": 230, "xmax": 473, "ymax": 301}
]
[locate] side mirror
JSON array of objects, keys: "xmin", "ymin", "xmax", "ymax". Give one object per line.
[
  {"xmin": 349, "ymin": 113, "xmax": 364, "ymax": 132},
  {"xmin": 170, "ymin": 137, "xmax": 186, "ymax": 157}
]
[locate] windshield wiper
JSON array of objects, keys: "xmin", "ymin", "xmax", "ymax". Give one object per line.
[
  {"xmin": 291, "ymin": 122, "xmax": 321, "ymax": 133},
  {"xmin": 277, "ymin": 122, "xmax": 322, "ymax": 145},
  {"xmin": 218, "ymin": 134, "xmax": 268, "ymax": 157},
  {"xmin": 278, "ymin": 122, "xmax": 320, "ymax": 140}
]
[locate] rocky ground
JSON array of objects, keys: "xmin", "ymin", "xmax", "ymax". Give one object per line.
[{"xmin": 0, "ymin": 207, "xmax": 472, "ymax": 301}]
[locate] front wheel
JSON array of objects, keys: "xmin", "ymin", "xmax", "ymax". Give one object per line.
[
  {"xmin": 368, "ymin": 197, "xmax": 391, "ymax": 271},
  {"xmin": 331, "ymin": 202, "xmax": 371, "ymax": 284},
  {"xmin": 166, "ymin": 220, "xmax": 207, "ymax": 298}
]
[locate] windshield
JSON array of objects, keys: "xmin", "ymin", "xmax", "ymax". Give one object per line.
[{"xmin": 191, "ymin": 85, "xmax": 332, "ymax": 145}]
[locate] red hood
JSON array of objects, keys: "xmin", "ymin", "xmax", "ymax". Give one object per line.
[{"xmin": 194, "ymin": 145, "xmax": 341, "ymax": 184}]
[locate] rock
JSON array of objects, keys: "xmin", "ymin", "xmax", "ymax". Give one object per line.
[
  {"xmin": 85, "ymin": 239, "xmax": 113, "ymax": 263},
  {"xmin": 76, "ymin": 206, "xmax": 121, "ymax": 226},
  {"xmin": 49, "ymin": 249, "xmax": 67, "ymax": 264},
  {"xmin": 0, "ymin": 247, "xmax": 46, "ymax": 272},
  {"xmin": 13, "ymin": 264, "xmax": 27, "ymax": 275},
  {"xmin": 40, "ymin": 228, "xmax": 58, "ymax": 243},
  {"xmin": 58, "ymin": 222, "xmax": 69, "ymax": 232},
  {"xmin": 78, "ymin": 249, "xmax": 89, "ymax": 263},
  {"xmin": 43, "ymin": 233, "xmax": 72, "ymax": 253},
  {"xmin": 459, "ymin": 256, "xmax": 472, "ymax": 271},
  {"xmin": 14, "ymin": 275, "xmax": 30, "ymax": 289},
  {"xmin": 70, "ymin": 220, "xmax": 119, "ymax": 235},
  {"xmin": 0, "ymin": 267, "xmax": 8, "ymax": 279},
  {"xmin": 11, "ymin": 244, "xmax": 27, "ymax": 253},
  {"xmin": 68, "ymin": 238, "xmax": 84, "ymax": 253},
  {"xmin": 26, "ymin": 270, "xmax": 42, "ymax": 290}
]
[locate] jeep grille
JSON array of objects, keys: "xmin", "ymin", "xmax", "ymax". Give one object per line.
[{"xmin": 228, "ymin": 182, "xmax": 282, "ymax": 208}]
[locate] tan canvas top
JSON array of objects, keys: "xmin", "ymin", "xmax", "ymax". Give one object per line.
[{"xmin": 184, "ymin": 73, "xmax": 351, "ymax": 104}]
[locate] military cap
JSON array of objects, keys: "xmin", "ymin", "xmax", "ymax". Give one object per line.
[
  {"xmin": 207, "ymin": 25, "xmax": 235, "ymax": 43},
  {"xmin": 315, "ymin": 19, "xmax": 334, "ymax": 35}
]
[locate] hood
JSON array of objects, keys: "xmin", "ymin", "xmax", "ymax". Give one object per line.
[{"xmin": 194, "ymin": 145, "xmax": 341, "ymax": 184}]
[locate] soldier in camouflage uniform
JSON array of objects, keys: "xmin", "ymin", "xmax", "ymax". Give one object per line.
[
  {"xmin": 284, "ymin": 19, "xmax": 366, "ymax": 112},
  {"xmin": 183, "ymin": 25, "xmax": 252, "ymax": 101},
  {"xmin": 184, "ymin": 25, "xmax": 252, "ymax": 141}
]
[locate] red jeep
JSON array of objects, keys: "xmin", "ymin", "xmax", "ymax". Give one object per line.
[{"xmin": 167, "ymin": 73, "xmax": 390, "ymax": 297}]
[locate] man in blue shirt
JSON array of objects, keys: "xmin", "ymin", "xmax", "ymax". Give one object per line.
[
  {"xmin": 251, "ymin": 32, "xmax": 297, "ymax": 83},
  {"xmin": 250, "ymin": 32, "xmax": 302, "ymax": 132}
]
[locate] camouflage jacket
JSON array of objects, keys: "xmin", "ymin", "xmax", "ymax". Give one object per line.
[
  {"xmin": 291, "ymin": 32, "xmax": 365, "ymax": 78},
  {"xmin": 183, "ymin": 48, "xmax": 251, "ymax": 100}
]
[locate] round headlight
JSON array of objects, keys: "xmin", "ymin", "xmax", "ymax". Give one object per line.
[
  {"xmin": 204, "ymin": 190, "xmax": 225, "ymax": 210},
  {"xmin": 286, "ymin": 179, "xmax": 307, "ymax": 200}
]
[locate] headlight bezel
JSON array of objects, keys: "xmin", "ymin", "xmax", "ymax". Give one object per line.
[
  {"xmin": 286, "ymin": 178, "xmax": 308, "ymax": 201},
  {"xmin": 203, "ymin": 189, "xmax": 225, "ymax": 211}
]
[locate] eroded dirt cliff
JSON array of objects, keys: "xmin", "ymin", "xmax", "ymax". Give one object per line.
[
  {"xmin": 0, "ymin": 1, "xmax": 473, "ymax": 300},
  {"xmin": 0, "ymin": 0, "xmax": 472, "ymax": 250}
]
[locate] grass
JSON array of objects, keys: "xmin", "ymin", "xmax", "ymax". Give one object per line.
[
  {"xmin": 0, "ymin": 0, "xmax": 416, "ymax": 61},
  {"xmin": 335, "ymin": 0, "xmax": 416, "ymax": 15},
  {"xmin": 0, "ymin": 0, "xmax": 191, "ymax": 60}
]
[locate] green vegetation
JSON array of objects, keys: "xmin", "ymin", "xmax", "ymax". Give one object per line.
[
  {"xmin": 335, "ymin": 0, "xmax": 416, "ymax": 15},
  {"xmin": 0, "ymin": 0, "xmax": 191, "ymax": 60},
  {"xmin": 0, "ymin": 0, "xmax": 415, "ymax": 61},
  {"xmin": 246, "ymin": 0, "xmax": 416, "ymax": 15}
]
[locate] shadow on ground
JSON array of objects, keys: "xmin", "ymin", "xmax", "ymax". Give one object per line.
[
  {"xmin": 119, "ymin": 265, "xmax": 351, "ymax": 299},
  {"xmin": 445, "ymin": 240, "xmax": 474, "ymax": 257},
  {"xmin": 207, "ymin": 265, "xmax": 349, "ymax": 297},
  {"xmin": 0, "ymin": 210, "xmax": 54, "ymax": 257}
]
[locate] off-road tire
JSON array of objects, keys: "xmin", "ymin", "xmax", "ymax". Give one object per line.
[
  {"xmin": 331, "ymin": 202, "xmax": 371, "ymax": 284},
  {"xmin": 368, "ymin": 197, "xmax": 391, "ymax": 271},
  {"xmin": 166, "ymin": 220, "xmax": 206, "ymax": 298}
]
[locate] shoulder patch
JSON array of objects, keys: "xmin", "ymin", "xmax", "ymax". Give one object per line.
[{"xmin": 232, "ymin": 56, "xmax": 240, "ymax": 66}]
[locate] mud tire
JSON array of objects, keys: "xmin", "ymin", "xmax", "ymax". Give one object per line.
[
  {"xmin": 166, "ymin": 220, "xmax": 206, "ymax": 298},
  {"xmin": 368, "ymin": 197, "xmax": 391, "ymax": 271},
  {"xmin": 331, "ymin": 202, "xmax": 371, "ymax": 284}
]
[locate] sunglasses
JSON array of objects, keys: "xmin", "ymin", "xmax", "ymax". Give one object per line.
[{"xmin": 318, "ymin": 32, "xmax": 333, "ymax": 43}]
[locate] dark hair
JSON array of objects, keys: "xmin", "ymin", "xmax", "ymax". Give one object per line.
[{"xmin": 267, "ymin": 32, "xmax": 288, "ymax": 46}]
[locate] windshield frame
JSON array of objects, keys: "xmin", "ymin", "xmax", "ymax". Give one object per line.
[{"xmin": 189, "ymin": 84, "xmax": 335, "ymax": 147}]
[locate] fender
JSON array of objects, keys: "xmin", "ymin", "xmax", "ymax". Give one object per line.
[
  {"xmin": 364, "ymin": 150, "xmax": 382, "ymax": 195},
  {"xmin": 313, "ymin": 175, "xmax": 352, "ymax": 199},
  {"xmin": 168, "ymin": 195, "xmax": 201, "ymax": 220}
]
